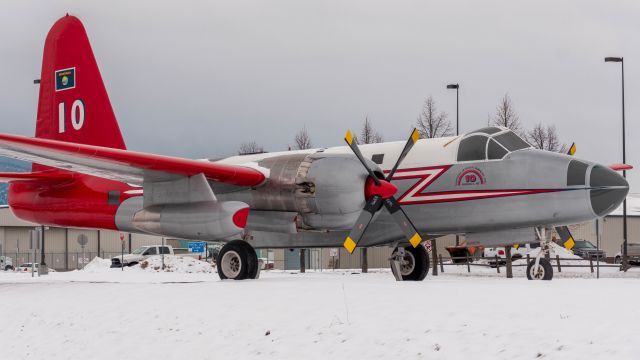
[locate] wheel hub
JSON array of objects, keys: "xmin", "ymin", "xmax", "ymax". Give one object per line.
[
  {"xmin": 399, "ymin": 251, "xmax": 416, "ymax": 276},
  {"xmin": 530, "ymin": 264, "xmax": 544, "ymax": 280},
  {"xmin": 221, "ymin": 250, "xmax": 242, "ymax": 278}
]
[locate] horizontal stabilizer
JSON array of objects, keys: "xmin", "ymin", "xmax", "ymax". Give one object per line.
[
  {"xmin": 609, "ymin": 163, "xmax": 633, "ymax": 171},
  {"xmin": 0, "ymin": 171, "xmax": 72, "ymax": 183}
]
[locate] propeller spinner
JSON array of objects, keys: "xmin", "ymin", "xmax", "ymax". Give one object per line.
[{"xmin": 342, "ymin": 128, "xmax": 424, "ymax": 253}]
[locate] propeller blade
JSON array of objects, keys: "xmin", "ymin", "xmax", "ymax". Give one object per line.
[
  {"xmin": 344, "ymin": 130, "xmax": 380, "ymax": 185},
  {"xmin": 386, "ymin": 128, "xmax": 421, "ymax": 181},
  {"xmin": 567, "ymin": 142, "xmax": 576, "ymax": 156},
  {"xmin": 554, "ymin": 226, "xmax": 575, "ymax": 250},
  {"xmin": 383, "ymin": 197, "xmax": 423, "ymax": 248},
  {"xmin": 343, "ymin": 195, "xmax": 384, "ymax": 253}
]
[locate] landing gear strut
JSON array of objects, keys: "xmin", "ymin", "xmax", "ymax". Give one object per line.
[
  {"xmin": 217, "ymin": 240, "xmax": 261, "ymax": 280},
  {"xmin": 527, "ymin": 227, "xmax": 554, "ymax": 281},
  {"xmin": 390, "ymin": 244, "xmax": 430, "ymax": 281}
]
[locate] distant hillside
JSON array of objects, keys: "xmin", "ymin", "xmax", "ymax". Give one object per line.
[{"xmin": 0, "ymin": 157, "xmax": 31, "ymax": 205}]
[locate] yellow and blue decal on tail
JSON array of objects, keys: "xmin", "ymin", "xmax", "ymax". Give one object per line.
[{"xmin": 55, "ymin": 67, "xmax": 75, "ymax": 91}]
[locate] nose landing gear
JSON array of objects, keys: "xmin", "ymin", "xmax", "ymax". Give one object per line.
[
  {"xmin": 390, "ymin": 243, "xmax": 430, "ymax": 281},
  {"xmin": 527, "ymin": 227, "xmax": 554, "ymax": 281}
]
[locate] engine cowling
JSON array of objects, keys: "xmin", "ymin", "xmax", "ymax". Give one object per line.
[
  {"xmin": 243, "ymin": 153, "xmax": 375, "ymax": 229},
  {"xmin": 132, "ymin": 201, "xmax": 249, "ymax": 240}
]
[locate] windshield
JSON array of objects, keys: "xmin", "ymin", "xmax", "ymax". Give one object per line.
[
  {"xmin": 574, "ymin": 240, "xmax": 596, "ymax": 249},
  {"xmin": 132, "ymin": 247, "xmax": 147, "ymax": 255},
  {"xmin": 494, "ymin": 132, "xmax": 530, "ymax": 151},
  {"xmin": 457, "ymin": 127, "xmax": 531, "ymax": 162}
]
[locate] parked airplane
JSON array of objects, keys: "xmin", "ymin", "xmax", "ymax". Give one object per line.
[{"xmin": 0, "ymin": 15, "xmax": 629, "ymax": 281}]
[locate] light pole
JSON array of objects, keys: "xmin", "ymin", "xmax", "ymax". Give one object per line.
[
  {"xmin": 604, "ymin": 56, "xmax": 628, "ymax": 270},
  {"xmin": 447, "ymin": 84, "xmax": 460, "ymax": 136},
  {"xmin": 447, "ymin": 83, "xmax": 460, "ymax": 246}
]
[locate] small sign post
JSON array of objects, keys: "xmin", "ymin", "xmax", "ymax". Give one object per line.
[
  {"xmin": 119, "ymin": 233, "xmax": 125, "ymax": 271},
  {"xmin": 29, "ymin": 230, "xmax": 40, "ymax": 277},
  {"xmin": 77, "ymin": 234, "xmax": 88, "ymax": 270}
]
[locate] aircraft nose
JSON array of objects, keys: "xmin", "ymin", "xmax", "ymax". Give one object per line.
[{"xmin": 589, "ymin": 165, "xmax": 629, "ymax": 216}]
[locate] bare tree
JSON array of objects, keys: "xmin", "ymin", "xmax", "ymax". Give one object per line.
[
  {"xmin": 238, "ymin": 141, "xmax": 265, "ymax": 155},
  {"xmin": 491, "ymin": 94, "xmax": 522, "ymax": 134},
  {"xmin": 359, "ymin": 116, "xmax": 383, "ymax": 144},
  {"xmin": 415, "ymin": 96, "xmax": 453, "ymax": 138},
  {"xmin": 526, "ymin": 123, "xmax": 566, "ymax": 152},
  {"xmin": 294, "ymin": 127, "xmax": 313, "ymax": 150}
]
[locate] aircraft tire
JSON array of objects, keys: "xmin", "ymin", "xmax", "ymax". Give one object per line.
[
  {"xmin": 394, "ymin": 245, "xmax": 430, "ymax": 281},
  {"xmin": 217, "ymin": 240, "xmax": 250, "ymax": 280},
  {"xmin": 238, "ymin": 241, "xmax": 259, "ymax": 279},
  {"xmin": 526, "ymin": 257, "xmax": 553, "ymax": 280}
]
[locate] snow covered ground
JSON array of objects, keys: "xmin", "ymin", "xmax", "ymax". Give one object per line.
[{"xmin": 1, "ymin": 259, "xmax": 640, "ymax": 360}]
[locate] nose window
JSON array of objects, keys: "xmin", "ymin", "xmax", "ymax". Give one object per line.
[
  {"xmin": 567, "ymin": 160, "xmax": 588, "ymax": 186},
  {"xmin": 590, "ymin": 165, "xmax": 628, "ymax": 187}
]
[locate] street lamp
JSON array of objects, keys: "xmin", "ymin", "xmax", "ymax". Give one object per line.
[
  {"xmin": 447, "ymin": 83, "xmax": 460, "ymax": 246},
  {"xmin": 604, "ymin": 56, "xmax": 628, "ymax": 270},
  {"xmin": 447, "ymin": 84, "xmax": 460, "ymax": 135}
]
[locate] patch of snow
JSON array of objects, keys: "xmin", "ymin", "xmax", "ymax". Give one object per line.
[
  {"xmin": 82, "ymin": 256, "xmax": 112, "ymax": 272},
  {"xmin": 137, "ymin": 255, "xmax": 215, "ymax": 273},
  {"xmin": 2, "ymin": 264, "xmax": 640, "ymax": 359}
]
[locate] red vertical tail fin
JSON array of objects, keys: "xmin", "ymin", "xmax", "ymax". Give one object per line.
[{"xmin": 36, "ymin": 15, "xmax": 126, "ymax": 151}]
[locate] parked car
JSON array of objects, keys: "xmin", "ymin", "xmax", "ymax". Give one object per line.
[
  {"xmin": 111, "ymin": 245, "xmax": 203, "ymax": 267},
  {"xmin": 1, "ymin": 255, "xmax": 14, "ymax": 271},
  {"xmin": 571, "ymin": 240, "xmax": 606, "ymax": 260},
  {"xmin": 614, "ymin": 243, "xmax": 640, "ymax": 265},
  {"xmin": 16, "ymin": 263, "xmax": 56, "ymax": 273},
  {"xmin": 484, "ymin": 242, "xmax": 540, "ymax": 259}
]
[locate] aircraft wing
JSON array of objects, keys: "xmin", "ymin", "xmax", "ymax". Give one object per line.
[{"xmin": 0, "ymin": 133, "xmax": 266, "ymax": 186}]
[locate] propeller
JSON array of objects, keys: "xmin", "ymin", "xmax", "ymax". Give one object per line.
[{"xmin": 342, "ymin": 129, "xmax": 423, "ymax": 254}]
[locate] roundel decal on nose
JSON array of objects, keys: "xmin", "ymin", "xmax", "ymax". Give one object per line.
[{"xmin": 456, "ymin": 168, "xmax": 486, "ymax": 186}]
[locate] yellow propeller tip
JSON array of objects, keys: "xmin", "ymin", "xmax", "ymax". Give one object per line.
[
  {"xmin": 345, "ymin": 130, "xmax": 354, "ymax": 145},
  {"xmin": 411, "ymin": 129, "xmax": 420, "ymax": 143},
  {"xmin": 344, "ymin": 237, "xmax": 357, "ymax": 253},
  {"xmin": 409, "ymin": 233, "xmax": 422, "ymax": 248}
]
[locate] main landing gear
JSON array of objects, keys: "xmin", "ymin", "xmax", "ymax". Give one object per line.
[
  {"xmin": 527, "ymin": 227, "xmax": 554, "ymax": 281},
  {"xmin": 217, "ymin": 240, "xmax": 261, "ymax": 280},
  {"xmin": 390, "ymin": 244, "xmax": 430, "ymax": 281}
]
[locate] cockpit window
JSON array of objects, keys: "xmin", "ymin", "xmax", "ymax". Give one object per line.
[
  {"xmin": 471, "ymin": 127, "xmax": 502, "ymax": 135},
  {"xmin": 457, "ymin": 127, "xmax": 531, "ymax": 162},
  {"xmin": 493, "ymin": 132, "xmax": 530, "ymax": 151},
  {"xmin": 457, "ymin": 135, "xmax": 488, "ymax": 161},
  {"xmin": 487, "ymin": 139, "xmax": 508, "ymax": 160}
]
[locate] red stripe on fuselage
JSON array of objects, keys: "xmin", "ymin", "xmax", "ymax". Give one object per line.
[{"xmin": 384, "ymin": 165, "xmax": 566, "ymax": 205}]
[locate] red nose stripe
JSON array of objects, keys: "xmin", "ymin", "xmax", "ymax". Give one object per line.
[
  {"xmin": 232, "ymin": 207, "xmax": 250, "ymax": 228},
  {"xmin": 364, "ymin": 177, "xmax": 398, "ymax": 199}
]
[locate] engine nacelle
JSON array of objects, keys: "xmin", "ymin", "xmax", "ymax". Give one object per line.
[
  {"xmin": 132, "ymin": 201, "xmax": 249, "ymax": 240},
  {"xmin": 240, "ymin": 153, "xmax": 375, "ymax": 229}
]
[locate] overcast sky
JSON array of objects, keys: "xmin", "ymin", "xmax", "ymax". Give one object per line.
[{"xmin": 1, "ymin": 1, "xmax": 639, "ymax": 189}]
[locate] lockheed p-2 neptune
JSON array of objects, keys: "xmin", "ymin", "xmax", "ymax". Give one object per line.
[{"xmin": 0, "ymin": 15, "xmax": 629, "ymax": 281}]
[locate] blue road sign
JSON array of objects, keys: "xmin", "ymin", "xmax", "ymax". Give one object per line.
[{"xmin": 188, "ymin": 242, "xmax": 205, "ymax": 253}]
